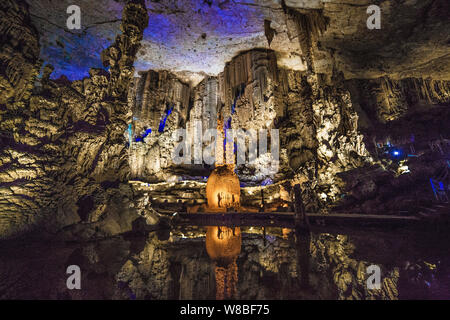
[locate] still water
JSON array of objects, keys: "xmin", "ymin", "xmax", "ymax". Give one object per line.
[{"xmin": 0, "ymin": 225, "xmax": 449, "ymax": 299}]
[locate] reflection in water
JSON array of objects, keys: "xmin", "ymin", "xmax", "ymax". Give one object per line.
[
  {"xmin": 206, "ymin": 226, "xmax": 241, "ymax": 299},
  {"xmin": 296, "ymin": 227, "xmax": 311, "ymax": 289},
  {"xmin": 204, "ymin": 164, "xmax": 241, "ymax": 299},
  {"xmin": 0, "ymin": 228, "xmax": 449, "ymax": 299}
]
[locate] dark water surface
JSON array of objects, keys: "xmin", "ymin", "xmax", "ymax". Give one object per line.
[{"xmin": 0, "ymin": 225, "xmax": 449, "ymax": 300}]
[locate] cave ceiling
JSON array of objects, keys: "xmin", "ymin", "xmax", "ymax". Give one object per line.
[{"xmin": 28, "ymin": 0, "xmax": 450, "ymax": 83}]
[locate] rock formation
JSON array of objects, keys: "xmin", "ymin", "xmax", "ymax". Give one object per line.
[
  {"xmin": 0, "ymin": 0, "xmax": 148, "ymax": 239},
  {"xmin": 0, "ymin": 0, "xmax": 46, "ymax": 238},
  {"xmin": 0, "ymin": 0, "xmax": 449, "ymax": 301}
]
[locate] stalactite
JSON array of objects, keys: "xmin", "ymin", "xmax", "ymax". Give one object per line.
[
  {"xmin": 101, "ymin": 0, "xmax": 149, "ymax": 100},
  {"xmin": 287, "ymin": 8, "xmax": 328, "ymax": 72},
  {"xmin": 205, "ymin": 77, "xmax": 219, "ymax": 130},
  {"xmin": 220, "ymin": 49, "xmax": 277, "ymax": 113},
  {"xmin": 132, "ymin": 70, "xmax": 190, "ymax": 134},
  {"xmin": 410, "ymin": 78, "xmax": 450, "ymax": 105},
  {"xmin": 378, "ymin": 77, "xmax": 409, "ymax": 121},
  {"xmin": 348, "ymin": 77, "xmax": 450, "ymax": 123}
]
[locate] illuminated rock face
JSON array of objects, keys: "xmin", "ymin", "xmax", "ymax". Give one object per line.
[
  {"xmin": 0, "ymin": 0, "xmax": 449, "ymax": 240},
  {"xmin": 347, "ymin": 77, "xmax": 450, "ymax": 123},
  {"xmin": 128, "ymin": 70, "xmax": 190, "ymax": 181},
  {"xmin": 0, "ymin": 0, "xmax": 148, "ymax": 239},
  {"xmin": 126, "ymin": 45, "xmax": 376, "ymax": 208},
  {"xmin": 0, "ymin": 0, "xmax": 40, "ymax": 104},
  {"xmin": 0, "ymin": 0, "xmax": 47, "ymax": 238},
  {"xmin": 127, "ymin": 49, "xmax": 282, "ymax": 184}
]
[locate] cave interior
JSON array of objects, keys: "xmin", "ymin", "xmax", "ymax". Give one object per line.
[{"xmin": 0, "ymin": 0, "xmax": 449, "ymax": 300}]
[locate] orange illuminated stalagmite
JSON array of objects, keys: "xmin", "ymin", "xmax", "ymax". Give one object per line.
[
  {"xmin": 206, "ymin": 166, "xmax": 240, "ymax": 210},
  {"xmin": 206, "ymin": 112, "xmax": 240, "ymax": 211},
  {"xmin": 204, "ymin": 109, "xmax": 242, "ymax": 299},
  {"xmin": 205, "ymin": 178, "xmax": 241, "ymax": 299}
]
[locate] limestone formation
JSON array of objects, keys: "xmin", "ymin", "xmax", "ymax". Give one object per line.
[
  {"xmin": 0, "ymin": 0, "xmax": 449, "ymax": 301},
  {"xmin": 0, "ymin": 0, "xmax": 148, "ymax": 239}
]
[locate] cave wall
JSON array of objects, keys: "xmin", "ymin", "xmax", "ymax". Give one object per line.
[
  {"xmin": 1, "ymin": 0, "xmax": 449, "ymax": 238},
  {"xmin": 123, "ymin": 5, "xmax": 381, "ymax": 213},
  {"xmin": 348, "ymin": 77, "xmax": 450, "ymax": 124},
  {"xmin": 0, "ymin": 0, "xmax": 40, "ymax": 104},
  {"xmin": 218, "ymin": 49, "xmax": 283, "ymax": 183},
  {"xmin": 279, "ymin": 5, "xmax": 449, "ymax": 212},
  {"xmin": 307, "ymin": 0, "xmax": 450, "ymax": 81},
  {"xmin": 127, "ymin": 46, "xmax": 372, "ymax": 205},
  {"xmin": 0, "ymin": 0, "xmax": 149, "ymax": 239},
  {"xmin": 127, "ymin": 50, "xmax": 284, "ymax": 184},
  {"xmin": 0, "ymin": 0, "xmax": 50, "ymax": 238},
  {"xmin": 128, "ymin": 70, "xmax": 191, "ymax": 181}
]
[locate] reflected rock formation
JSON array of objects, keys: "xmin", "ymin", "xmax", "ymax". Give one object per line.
[{"xmin": 206, "ymin": 226, "xmax": 241, "ymax": 300}]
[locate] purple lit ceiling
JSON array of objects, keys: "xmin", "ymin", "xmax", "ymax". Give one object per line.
[
  {"xmin": 28, "ymin": 0, "xmax": 448, "ymax": 83},
  {"xmin": 27, "ymin": 0, "xmax": 306, "ymax": 82}
]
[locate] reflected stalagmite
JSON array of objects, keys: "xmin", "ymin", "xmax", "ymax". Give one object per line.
[{"xmin": 206, "ymin": 226, "xmax": 241, "ymax": 300}]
